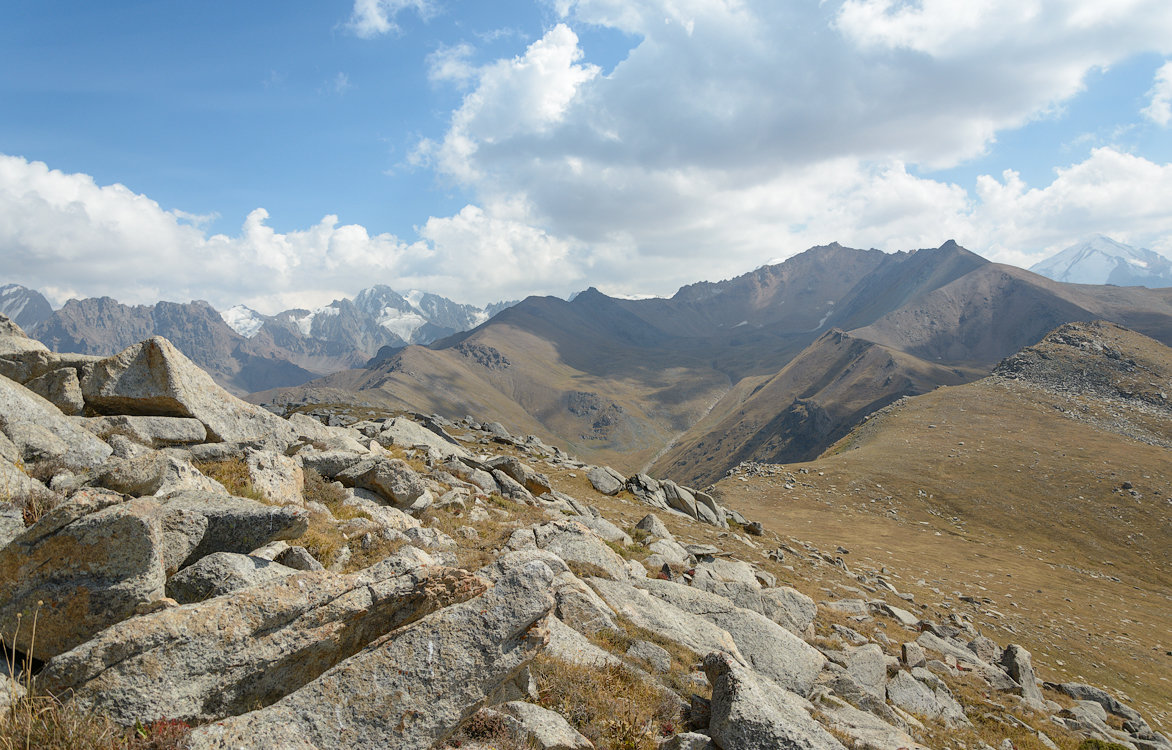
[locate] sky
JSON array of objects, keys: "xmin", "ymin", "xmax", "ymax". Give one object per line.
[{"xmin": 1, "ymin": 0, "xmax": 1171, "ymax": 314}]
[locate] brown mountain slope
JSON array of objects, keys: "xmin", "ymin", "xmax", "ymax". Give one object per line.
[
  {"xmin": 713, "ymin": 320, "xmax": 1172, "ymax": 718},
  {"xmin": 651, "ymin": 328, "xmax": 980, "ymax": 486},
  {"xmin": 255, "ymin": 244, "xmax": 1172, "ymax": 480}
]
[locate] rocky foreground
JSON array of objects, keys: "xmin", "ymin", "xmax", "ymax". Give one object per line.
[{"xmin": 0, "ymin": 313, "xmax": 1168, "ymax": 750}]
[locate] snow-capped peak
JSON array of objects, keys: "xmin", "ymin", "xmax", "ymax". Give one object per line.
[
  {"xmin": 221, "ymin": 305, "xmax": 266, "ymax": 338},
  {"xmin": 1029, "ymin": 235, "xmax": 1172, "ymax": 287}
]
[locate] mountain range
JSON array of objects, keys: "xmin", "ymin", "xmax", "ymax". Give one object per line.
[
  {"xmin": 0, "ymin": 283, "xmax": 516, "ymax": 395},
  {"xmin": 253, "ymin": 240, "xmax": 1172, "ymax": 487},
  {"xmin": 1030, "ymin": 234, "xmax": 1172, "ymax": 287}
]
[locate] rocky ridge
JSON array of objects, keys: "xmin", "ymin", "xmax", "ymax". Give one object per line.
[{"xmin": 0, "ymin": 314, "xmax": 1167, "ymax": 749}]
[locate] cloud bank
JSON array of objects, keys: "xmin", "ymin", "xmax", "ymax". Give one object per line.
[{"xmin": 3, "ymin": 0, "xmax": 1171, "ymax": 311}]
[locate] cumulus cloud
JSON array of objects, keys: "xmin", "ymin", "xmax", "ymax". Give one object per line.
[
  {"xmin": 346, "ymin": 0, "xmax": 434, "ymax": 38},
  {"xmin": 1142, "ymin": 60, "xmax": 1172, "ymax": 126}
]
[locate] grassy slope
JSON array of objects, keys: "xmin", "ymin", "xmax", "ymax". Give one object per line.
[{"xmin": 713, "ymin": 351, "xmax": 1172, "ymax": 725}]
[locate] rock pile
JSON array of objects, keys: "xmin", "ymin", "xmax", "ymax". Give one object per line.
[{"xmin": 0, "ymin": 316, "xmax": 1167, "ymax": 749}]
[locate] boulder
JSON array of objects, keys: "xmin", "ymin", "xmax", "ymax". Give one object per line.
[
  {"xmin": 81, "ymin": 414, "xmax": 208, "ymax": 448},
  {"xmin": 493, "ymin": 469, "xmax": 536, "ymax": 503},
  {"xmin": 86, "ymin": 451, "xmax": 223, "ymax": 497},
  {"xmin": 637, "ymin": 578, "xmax": 825, "ymax": 696},
  {"xmin": 488, "ymin": 456, "xmax": 552, "ymax": 495},
  {"xmin": 693, "ymin": 490, "xmax": 726, "ymax": 527},
  {"xmin": 703, "ymin": 651, "xmax": 846, "ymax": 750},
  {"xmin": 634, "ymin": 513, "xmax": 672, "ymax": 540},
  {"xmin": 79, "ymin": 337, "xmax": 297, "ymax": 447},
  {"xmin": 507, "ymin": 519, "xmax": 630, "ymax": 580},
  {"xmin": 586, "ymin": 465, "xmax": 624, "ymax": 496},
  {"xmin": 496, "ymin": 701, "xmax": 593, "ymax": 750},
  {"xmin": 336, "ymin": 457, "xmax": 432, "ymax": 512},
  {"xmin": 0, "ymin": 457, "xmax": 51, "ymax": 503},
  {"xmin": 377, "ymin": 417, "xmax": 471, "ymax": 460},
  {"xmin": 626, "ymin": 473, "xmax": 669, "ymax": 510},
  {"xmin": 0, "ymin": 502, "xmax": 25, "ymax": 549},
  {"xmin": 845, "ymin": 643, "xmax": 889, "ymax": 700},
  {"xmin": 574, "ymin": 515, "xmax": 632, "ymax": 545},
  {"xmin": 552, "ymin": 570, "xmax": 618, "ymax": 635},
  {"xmin": 0, "ymin": 315, "xmax": 53, "ymax": 383},
  {"xmin": 165, "ymin": 552, "xmax": 298, "ymax": 603},
  {"xmin": 626, "ymin": 640, "xmax": 671, "ymax": 673},
  {"xmin": 297, "ymin": 449, "xmax": 371, "ymax": 479},
  {"xmin": 161, "ymin": 490, "xmax": 308, "ymax": 568},
  {"xmin": 24, "ymin": 368, "xmax": 83, "ymax": 415},
  {"xmin": 818, "ymin": 698, "xmax": 927, "ymax": 750},
  {"xmin": 274, "ymin": 545, "xmax": 323, "ymax": 571},
  {"xmin": 0, "ymin": 492, "xmax": 166, "ymax": 659},
  {"xmin": 0, "ymin": 376, "xmax": 112, "ymax": 468},
  {"xmin": 244, "ymin": 449, "xmax": 304, "ymax": 505},
  {"xmin": 647, "ymin": 538, "xmax": 690, "ymax": 566},
  {"xmin": 690, "ymin": 557, "xmax": 760, "ymax": 590},
  {"xmin": 183, "ymin": 560, "xmax": 555, "ymax": 749},
  {"xmin": 662, "ymin": 479, "xmax": 698, "ymax": 517},
  {"xmin": 41, "ymin": 551, "xmax": 488, "ymax": 726},
  {"xmin": 999, "ymin": 644, "xmax": 1045, "ymax": 710},
  {"xmin": 587, "ymin": 577, "xmax": 743, "ymax": 661},
  {"xmin": 660, "ymin": 733, "xmax": 715, "ymax": 750}
]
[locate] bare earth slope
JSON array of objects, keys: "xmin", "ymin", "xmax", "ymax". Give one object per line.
[{"xmin": 714, "ymin": 321, "xmax": 1172, "ymax": 719}]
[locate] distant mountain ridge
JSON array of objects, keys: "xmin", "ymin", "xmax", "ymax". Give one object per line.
[
  {"xmin": 0, "ymin": 283, "xmax": 517, "ymax": 395},
  {"xmin": 1030, "ymin": 235, "xmax": 1172, "ymax": 287},
  {"xmin": 254, "ymin": 241, "xmax": 1172, "ymax": 486}
]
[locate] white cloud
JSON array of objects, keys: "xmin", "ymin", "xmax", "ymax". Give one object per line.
[
  {"xmin": 346, "ymin": 0, "xmax": 434, "ymax": 39},
  {"xmin": 1142, "ymin": 60, "xmax": 1172, "ymax": 126}
]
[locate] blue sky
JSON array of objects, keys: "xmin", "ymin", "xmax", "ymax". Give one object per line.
[{"xmin": 1, "ymin": 0, "xmax": 1170, "ymax": 312}]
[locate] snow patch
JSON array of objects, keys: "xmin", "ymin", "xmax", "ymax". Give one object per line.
[
  {"xmin": 376, "ymin": 306, "xmax": 427, "ymax": 340},
  {"xmin": 221, "ymin": 305, "xmax": 265, "ymax": 338}
]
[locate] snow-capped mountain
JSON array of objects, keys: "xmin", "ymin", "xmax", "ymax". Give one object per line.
[
  {"xmin": 1030, "ymin": 235, "xmax": 1172, "ymax": 287},
  {"xmin": 221, "ymin": 305, "xmax": 266, "ymax": 338},
  {"xmin": 0, "ymin": 284, "xmax": 54, "ymax": 330}
]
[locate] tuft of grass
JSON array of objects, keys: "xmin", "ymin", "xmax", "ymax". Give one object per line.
[
  {"xmin": 531, "ymin": 654, "xmax": 681, "ymax": 750},
  {"xmin": 590, "ymin": 615, "xmax": 707, "ymax": 700},
  {"xmin": 301, "ymin": 470, "xmax": 367, "ymax": 521},
  {"xmin": 445, "ymin": 709, "xmax": 531, "ymax": 750},
  {"xmin": 6, "ymin": 487, "xmax": 62, "ymax": 527},
  {"xmin": 193, "ymin": 459, "xmax": 266, "ymax": 503}
]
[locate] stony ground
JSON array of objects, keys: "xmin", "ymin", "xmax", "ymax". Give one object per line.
[{"xmin": 0, "ymin": 314, "xmax": 1168, "ymax": 750}]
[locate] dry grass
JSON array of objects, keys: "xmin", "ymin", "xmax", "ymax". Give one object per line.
[
  {"xmin": 717, "ymin": 377, "xmax": 1172, "ymax": 730},
  {"xmin": 1, "ymin": 605, "xmax": 189, "ymax": 750},
  {"xmin": 589, "ymin": 616, "xmax": 707, "ymax": 700},
  {"xmin": 531, "ymin": 654, "xmax": 683, "ymax": 750},
  {"xmin": 445, "ymin": 710, "xmax": 533, "ymax": 750},
  {"xmin": 193, "ymin": 459, "xmax": 266, "ymax": 503},
  {"xmin": 421, "ymin": 495, "xmax": 548, "ymax": 570}
]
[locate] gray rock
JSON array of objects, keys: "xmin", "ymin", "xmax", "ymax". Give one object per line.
[
  {"xmin": 637, "ymin": 578, "xmax": 825, "ymax": 696},
  {"xmin": 575, "ymin": 515, "xmax": 632, "ymax": 545},
  {"xmin": 703, "ymin": 651, "xmax": 846, "ymax": 750},
  {"xmin": 245, "ymin": 448, "xmax": 304, "ymax": 505},
  {"xmin": 24, "ymin": 368, "xmax": 83, "ymax": 415},
  {"xmin": 626, "ymin": 640, "xmax": 671, "ymax": 673},
  {"xmin": 818, "ymin": 698, "xmax": 928, "ymax": 750},
  {"xmin": 0, "ymin": 375, "xmax": 112, "ymax": 468},
  {"xmin": 274, "ymin": 545, "xmax": 323, "ymax": 571},
  {"xmin": 488, "ymin": 455, "xmax": 552, "ymax": 495},
  {"xmin": 586, "ymin": 465, "xmax": 625, "ymax": 496},
  {"xmin": 41, "ymin": 552, "xmax": 488, "ymax": 726},
  {"xmin": 183, "ymin": 560, "xmax": 555, "ymax": 749},
  {"xmin": 0, "ymin": 491, "xmax": 165, "ymax": 660},
  {"xmin": 902, "ymin": 642, "xmax": 927, "ymax": 669},
  {"xmin": 546, "ymin": 616, "xmax": 623, "ymax": 668},
  {"xmin": 0, "ymin": 455, "xmax": 51, "ymax": 502},
  {"xmin": 87, "ymin": 451, "xmax": 223, "ymax": 497},
  {"xmin": 508, "ymin": 519, "xmax": 630, "ymax": 580},
  {"xmin": 647, "ymin": 538, "xmax": 690, "ymax": 565},
  {"xmin": 886, "ymin": 669, "xmax": 942, "ymax": 719},
  {"xmin": 494, "ymin": 468, "xmax": 536, "ymax": 503},
  {"xmin": 377, "ymin": 416, "xmax": 471, "ymax": 460},
  {"xmin": 336, "ymin": 457, "xmax": 432, "ymax": 512},
  {"xmin": 80, "ymin": 337, "xmax": 298, "ymax": 448},
  {"xmin": 553, "ymin": 570, "xmax": 618, "ymax": 635},
  {"xmin": 166, "ymin": 552, "xmax": 298, "ymax": 603},
  {"xmin": 1048, "ymin": 682, "xmax": 1145, "ymax": 726},
  {"xmin": 1000, "ymin": 644, "xmax": 1045, "ymax": 709},
  {"xmin": 634, "ymin": 512, "xmax": 672, "ymax": 540},
  {"xmin": 588, "ymin": 577, "xmax": 743, "ymax": 661},
  {"xmin": 627, "ymin": 473, "xmax": 669, "ymax": 510},
  {"xmin": 693, "ymin": 490, "xmax": 726, "ymax": 527},
  {"xmin": 160, "ymin": 490, "xmax": 309, "ymax": 568},
  {"xmin": 297, "ymin": 449, "xmax": 371, "ymax": 479},
  {"xmin": 868, "ymin": 600, "xmax": 919, "ymax": 628},
  {"xmin": 967, "ymin": 634, "xmax": 1002, "ymax": 665},
  {"xmin": 81, "ymin": 414, "xmax": 208, "ymax": 448},
  {"xmin": 662, "ymin": 479, "xmax": 698, "ymax": 517},
  {"xmin": 0, "ymin": 502, "xmax": 25, "ymax": 549},
  {"xmin": 690, "ymin": 557, "xmax": 760, "ymax": 590},
  {"xmin": 845, "ymin": 643, "xmax": 889, "ymax": 700},
  {"xmin": 404, "ymin": 525, "xmax": 457, "ymax": 550},
  {"xmin": 497, "ymin": 701, "xmax": 593, "ymax": 750},
  {"xmin": 659, "ymin": 733, "xmax": 715, "ymax": 750}
]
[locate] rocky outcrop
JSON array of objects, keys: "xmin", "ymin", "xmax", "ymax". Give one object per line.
[
  {"xmin": 183, "ymin": 561, "xmax": 555, "ymax": 749},
  {"xmin": 0, "ymin": 375, "xmax": 112, "ymax": 468},
  {"xmin": 79, "ymin": 337, "xmax": 298, "ymax": 446},
  {"xmin": 40, "ymin": 552, "xmax": 487, "ymax": 725},
  {"xmin": 703, "ymin": 651, "xmax": 846, "ymax": 750}
]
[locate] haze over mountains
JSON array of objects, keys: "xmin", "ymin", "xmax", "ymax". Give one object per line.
[
  {"xmin": 255, "ymin": 240, "xmax": 1172, "ymax": 487},
  {"xmin": 0, "ymin": 283, "xmax": 516, "ymax": 395}
]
